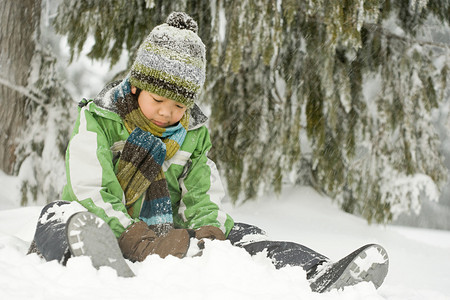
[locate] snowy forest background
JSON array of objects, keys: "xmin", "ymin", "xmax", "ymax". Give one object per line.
[{"xmin": 0, "ymin": 0, "xmax": 449, "ymax": 230}]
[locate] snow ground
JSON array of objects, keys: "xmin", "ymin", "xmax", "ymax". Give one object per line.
[{"xmin": 0, "ymin": 172, "xmax": 449, "ymax": 300}]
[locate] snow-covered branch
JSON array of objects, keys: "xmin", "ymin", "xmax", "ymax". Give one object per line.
[
  {"xmin": 364, "ymin": 22, "xmax": 450, "ymax": 50},
  {"xmin": 0, "ymin": 76, "xmax": 48, "ymax": 111}
]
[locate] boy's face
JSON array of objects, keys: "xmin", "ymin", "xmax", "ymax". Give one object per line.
[{"xmin": 132, "ymin": 86, "xmax": 187, "ymax": 128}]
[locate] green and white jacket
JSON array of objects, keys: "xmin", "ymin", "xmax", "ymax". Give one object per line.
[{"xmin": 61, "ymin": 84, "xmax": 234, "ymax": 239}]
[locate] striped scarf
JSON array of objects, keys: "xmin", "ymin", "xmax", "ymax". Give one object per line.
[{"xmin": 113, "ymin": 78, "xmax": 189, "ymax": 235}]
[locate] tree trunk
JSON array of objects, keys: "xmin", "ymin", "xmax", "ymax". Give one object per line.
[{"xmin": 0, "ymin": 0, "xmax": 41, "ymax": 174}]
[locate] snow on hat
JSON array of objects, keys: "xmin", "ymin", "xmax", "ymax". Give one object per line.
[{"xmin": 129, "ymin": 12, "xmax": 206, "ymax": 108}]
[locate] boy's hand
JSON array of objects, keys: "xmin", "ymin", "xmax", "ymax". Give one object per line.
[
  {"xmin": 195, "ymin": 225, "xmax": 226, "ymax": 241},
  {"xmin": 118, "ymin": 221, "xmax": 190, "ymax": 262}
]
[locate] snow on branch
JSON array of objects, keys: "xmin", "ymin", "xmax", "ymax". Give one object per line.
[
  {"xmin": 364, "ymin": 22, "xmax": 450, "ymax": 50},
  {"xmin": 0, "ymin": 76, "xmax": 48, "ymax": 111}
]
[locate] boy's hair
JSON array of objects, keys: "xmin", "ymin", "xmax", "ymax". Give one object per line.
[{"xmin": 129, "ymin": 12, "xmax": 206, "ymax": 109}]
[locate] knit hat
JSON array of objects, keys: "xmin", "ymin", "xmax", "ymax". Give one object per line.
[{"xmin": 130, "ymin": 12, "xmax": 206, "ymax": 109}]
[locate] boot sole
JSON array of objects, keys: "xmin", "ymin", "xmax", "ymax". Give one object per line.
[
  {"xmin": 66, "ymin": 211, "xmax": 135, "ymax": 277},
  {"xmin": 311, "ymin": 244, "xmax": 389, "ymax": 293}
]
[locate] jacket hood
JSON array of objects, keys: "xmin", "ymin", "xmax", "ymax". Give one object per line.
[{"xmin": 92, "ymin": 80, "xmax": 208, "ymax": 131}]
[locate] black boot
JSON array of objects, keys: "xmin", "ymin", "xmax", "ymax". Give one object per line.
[{"xmin": 308, "ymin": 244, "xmax": 389, "ymax": 293}]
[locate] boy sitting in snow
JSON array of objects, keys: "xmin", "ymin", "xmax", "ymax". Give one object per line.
[{"xmin": 28, "ymin": 12, "xmax": 388, "ymax": 293}]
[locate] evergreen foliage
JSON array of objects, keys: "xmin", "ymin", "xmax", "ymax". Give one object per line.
[
  {"xmin": 0, "ymin": 0, "xmax": 73, "ymax": 206},
  {"xmin": 53, "ymin": 0, "xmax": 449, "ymax": 223},
  {"xmin": 14, "ymin": 36, "xmax": 73, "ymax": 206}
]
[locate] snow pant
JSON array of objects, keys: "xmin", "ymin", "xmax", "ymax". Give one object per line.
[
  {"xmin": 227, "ymin": 223, "xmax": 328, "ymax": 272},
  {"xmin": 29, "ymin": 201, "xmax": 328, "ymax": 273},
  {"xmin": 27, "ymin": 200, "xmax": 87, "ymax": 264}
]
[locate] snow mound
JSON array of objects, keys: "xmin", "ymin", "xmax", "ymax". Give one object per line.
[{"xmin": 1, "ymin": 186, "xmax": 450, "ymax": 300}]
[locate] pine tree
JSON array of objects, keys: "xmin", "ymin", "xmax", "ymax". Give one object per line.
[
  {"xmin": 53, "ymin": 0, "xmax": 449, "ymax": 223},
  {"xmin": 0, "ymin": 0, "xmax": 41, "ymax": 174},
  {"xmin": 0, "ymin": 0, "xmax": 73, "ymax": 205}
]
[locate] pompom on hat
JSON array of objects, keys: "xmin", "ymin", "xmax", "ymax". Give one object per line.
[{"xmin": 130, "ymin": 12, "xmax": 206, "ymax": 109}]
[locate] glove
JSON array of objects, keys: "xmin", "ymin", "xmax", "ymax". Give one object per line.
[
  {"xmin": 118, "ymin": 221, "xmax": 190, "ymax": 262},
  {"xmin": 194, "ymin": 225, "xmax": 226, "ymax": 241}
]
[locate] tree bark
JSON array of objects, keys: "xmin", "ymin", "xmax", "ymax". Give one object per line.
[{"xmin": 0, "ymin": 0, "xmax": 41, "ymax": 174}]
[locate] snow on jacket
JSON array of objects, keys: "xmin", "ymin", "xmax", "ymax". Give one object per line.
[{"xmin": 61, "ymin": 83, "xmax": 234, "ymax": 238}]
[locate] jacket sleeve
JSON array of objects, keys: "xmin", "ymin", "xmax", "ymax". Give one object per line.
[
  {"xmin": 62, "ymin": 103, "xmax": 135, "ymax": 238},
  {"xmin": 176, "ymin": 126, "xmax": 234, "ymax": 237}
]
